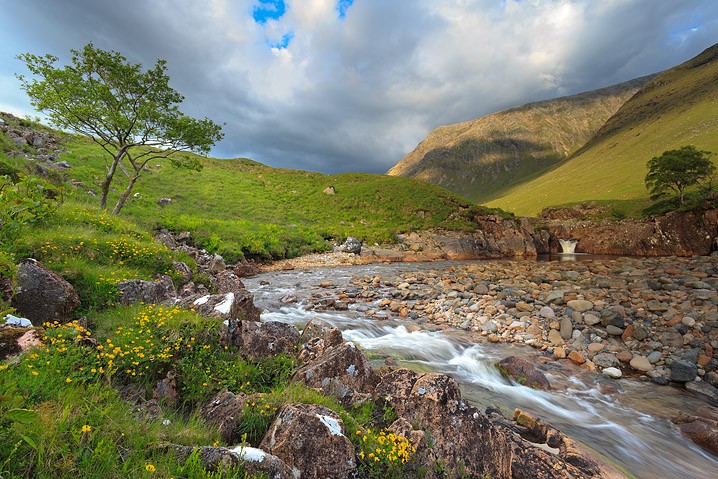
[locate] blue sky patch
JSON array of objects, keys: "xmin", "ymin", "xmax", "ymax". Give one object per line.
[
  {"xmin": 270, "ymin": 32, "xmax": 294, "ymax": 49},
  {"xmin": 337, "ymin": 0, "xmax": 354, "ymax": 19},
  {"xmin": 253, "ymin": 0, "xmax": 286, "ymax": 24}
]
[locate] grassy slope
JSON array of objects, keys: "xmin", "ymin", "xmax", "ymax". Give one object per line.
[
  {"xmin": 387, "ymin": 77, "xmax": 650, "ymax": 203},
  {"xmin": 485, "ymin": 43, "xmax": 718, "ymax": 217},
  {"xmin": 59, "ymin": 137, "xmax": 482, "ymax": 261}
]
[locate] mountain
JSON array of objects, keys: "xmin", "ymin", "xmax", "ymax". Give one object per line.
[
  {"xmin": 485, "ymin": 43, "xmax": 718, "ymax": 216},
  {"xmin": 387, "ymin": 76, "xmax": 652, "ymax": 203}
]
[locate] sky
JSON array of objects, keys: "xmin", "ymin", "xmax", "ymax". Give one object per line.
[{"xmin": 0, "ymin": 0, "xmax": 716, "ymax": 174}]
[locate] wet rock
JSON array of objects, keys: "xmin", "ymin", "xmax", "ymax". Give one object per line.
[
  {"xmin": 685, "ymin": 380, "xmax": 718, "ymax": 403},
  {"xmin": 673, "ymin": 415, "xmax": 718, "ymax": 456},
  {"xmin": 259, "ymin": 403, "xmax": 355, "ymax": 479},
  {"xmin": 497, "ymin": 356, "xmax": 551, "ymax": 390},
  {"xmin": 117, "ymin": 276, "xmax": 176, "ymax": 305},
  {"xmin": 11, "ymin": 259, "xmax": 80, "ymax": 325},
  {"xmin": 670, "ymin": 359, "xmax": 698, "ymax": 383}
]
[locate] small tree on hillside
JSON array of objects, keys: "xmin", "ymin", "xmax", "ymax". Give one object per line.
[
  {"xmin": 17, "ymin": 43, "xmax": 224, "ymax": 214},
  {"xmin": 645, "ymin": 145, "xmax": 715, "ymax": 205}
]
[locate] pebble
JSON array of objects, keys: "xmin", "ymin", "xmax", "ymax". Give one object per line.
[
  {"xmin": 602, "ymin": 367, "xmax": 623, "ymax": 379},
  {"xmin": 567, "ymin": 299, "xmax": 594, "ymax": 312},
  {"xmin": 630, "ymin": 355, "xmax": 654, "ymax": 372}
]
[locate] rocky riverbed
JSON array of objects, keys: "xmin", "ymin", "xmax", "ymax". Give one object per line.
[{"xmin": 287, "ymin": 255, "xmax": 718, "ymax": 402}]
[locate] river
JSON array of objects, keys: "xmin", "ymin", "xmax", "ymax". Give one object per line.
[{"xmin": 243, "ymin": 260, "xmax": 718, "ymax": 479}]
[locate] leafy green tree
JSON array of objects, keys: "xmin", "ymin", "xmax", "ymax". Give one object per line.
[
  {"xmin": 17, "ymin": 44, "xmax": 224, "ymax": 214},
  {"xmin": 645, "ymin": 145, "xmax": 715, "ymax": 205}
]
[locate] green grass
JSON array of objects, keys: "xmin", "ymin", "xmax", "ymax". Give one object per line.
[
  {"xmin": 485, "ymin": 43, "xmax": 718, "ymax": 216},
  {"xmin": 58, "ymin": 136, "xmax": 481, "ymax": 260}
]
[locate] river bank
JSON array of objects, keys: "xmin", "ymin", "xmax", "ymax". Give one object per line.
[
  {"xmin": 245, "ymin": 255, "xmax": 718, "ymax": 478},
  {"xmin": 275, "ymin": 254, "xmax": 718, "ymax": 393}
]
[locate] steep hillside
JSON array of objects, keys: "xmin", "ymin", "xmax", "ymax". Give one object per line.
[
  {"xmin": 486, "ymin": 43, "xmax": 718, "ymax": 216},
  {"xmin": 388, "ymin": 76, "xmax": 651, "ymax": 202}
]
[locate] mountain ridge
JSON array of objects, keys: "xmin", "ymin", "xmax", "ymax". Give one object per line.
[{"xmin": 387, "ymin": 75, "xmax": 653, "ymax": 203}]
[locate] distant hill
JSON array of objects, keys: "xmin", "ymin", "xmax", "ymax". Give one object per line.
[
  {"xmin": 485, "ymin": 43, "xmax": 718, "ymax": 216},
  {"xmin": 387, "ymin": 76, "xmax": 652, "ymax": 203}
]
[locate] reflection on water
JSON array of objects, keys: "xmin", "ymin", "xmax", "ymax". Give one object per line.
[{"xmin": 245, "ymin": 261, "xmax": 718, "ymax": 479}]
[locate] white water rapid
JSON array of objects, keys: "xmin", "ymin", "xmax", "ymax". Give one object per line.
[{"xmin": 244, "ymin": 262, "xmax": 718, "ymax": 479}]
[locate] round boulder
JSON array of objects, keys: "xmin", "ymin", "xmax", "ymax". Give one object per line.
[{"xmin": 11, "ymin": 259, "xmax": 80, "ymax": 325}]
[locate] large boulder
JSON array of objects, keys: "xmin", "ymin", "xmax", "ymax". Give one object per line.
[
  {"xmin": 374, "ymin": 368, "xmax": 512, "ymax": 479},
  {"xmin": 235, "ymin": 320, "xmax": 300, "ymax": 359},
  {"xmin": 497, "ymin": 356, "xmax": 552, "ymax": 390},
  {"xmin": 11, "ymin": 259, "xmax": 80, "ymax": 325},
  {"xmin": 200, "ymin": 390, "xmax": 251, "ymax": 444},
  {"xmin": 336, "ymin": 237, "xmax": 361, "ymax": 255},
  {"xmin": 294, "ymin": 341, "xmax": 378, "ymax": 404},
  {"xmin": 117, "ymin": 276, "xmax": 176, "ymax": 305},
  {"xmin": 259, "ymin": 403, "xmax": 355, "ymax": 479}
]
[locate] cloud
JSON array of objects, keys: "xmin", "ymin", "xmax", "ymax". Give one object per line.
[{"xmin": 1, "ymin": 0, "xmax": 716, "ymax": 174}]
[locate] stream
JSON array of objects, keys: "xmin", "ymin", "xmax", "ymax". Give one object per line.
[{"xmin": 243, "ymin": 261, "xmax": 718, "ymax": 479}]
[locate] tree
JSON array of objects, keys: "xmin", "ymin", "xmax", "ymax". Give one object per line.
[
  {"xmin": 17, "ymin": 44, "xmax": 224, "ymax": 214},
  {"xmin": 645, "ymin": 145, "xmax": 715, "ymax": 205}
]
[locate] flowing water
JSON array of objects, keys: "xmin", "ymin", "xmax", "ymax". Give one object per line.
[{"xmin": 244, "ymin": 261, "xmax": 718, "ymax": 479}]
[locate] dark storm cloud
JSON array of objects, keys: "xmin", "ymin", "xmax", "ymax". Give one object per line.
[{"xmin": 1, "ymin": 0, "xmax": 716, "ymax": 174}]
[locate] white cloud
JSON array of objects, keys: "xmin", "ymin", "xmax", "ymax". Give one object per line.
[{"xmin": 0, "ymin": 0, "xmax": 716, "ymax": 173}]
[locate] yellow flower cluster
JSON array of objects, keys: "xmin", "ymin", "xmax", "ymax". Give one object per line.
[
  {"xmin": 97, "ymin": 306, "xmax": 184, "ymax": 379},
  {"xmin": 356, "ymin": 428, "xmax": 416, "ymax": 465},
  {"xmin": 105, "ymin": 236, "xmax": 168, "ymax": 264}
]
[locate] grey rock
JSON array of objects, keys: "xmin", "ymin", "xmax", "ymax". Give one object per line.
[
  {"xmin": 593, "ymin": 353, "xmax": 619, "ymax": 369},
  {"xmin": 559, "ymin": 317, "xmax": 573, "ymax": 340},
  {"xmin": 606, "ymin": 325, "xmax": 624, "ymax": 336},
  {"xmin": 336, "ymin": 237, "xmax": 361, "ymax": 255},
  {"xmin": 11, "ymin": 259, "xmax": 80, "ymax": 325},
  {"xmin": 685, "ymin": 380, "xmax": 718, "ymax": 403},
  {"xmin": 670, "ymin": 360, "xmax": 698, "ymax": 383}
]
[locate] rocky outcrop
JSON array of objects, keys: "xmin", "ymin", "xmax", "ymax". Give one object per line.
[
  {"xmin": 375, "ymin": 368, "xmax": 513, "ymax": 479},
  {"xmin": 235, "ymin": 320, "xmax": 299, "ymax": 359},
  {"xmin": 359, "ymin": 217, "xmax": 548, "ymax": 263},
  {"xmin": 11, "ymin": 259, "xmax": 80, "ymax": 325},
  {"xmin": 543, "ymin": 208, "xmax": 718, "ymax": 257},
  {"xmin": 497, "ymin": 356, "xmax": 552, "ymax": 390},
  {"xmin": 294, "ymin": 341, "xmax": 378, "ymax": 404},
  {"xmin": 117, "ymin": 276, "xmax": 176, "ymax": 305},
  {"xmin": 259, "ymin": 403, "xmax": 356, "ymax": 479}
]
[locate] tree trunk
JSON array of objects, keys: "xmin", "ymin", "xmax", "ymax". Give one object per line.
[
  {"xmin": 100, "ymin": 147, "xmax": 128, "ymax": 210},
  {"xmin": 111, "ymin": 175, "xmax": 139, "ymax": 215}
]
